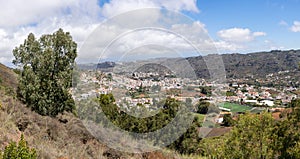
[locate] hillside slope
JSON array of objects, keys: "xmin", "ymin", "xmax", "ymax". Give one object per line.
[
  {"xmin": 0, "ymin": 64, "xmax": 176, "ymax": 159},
  {"xmin": 0, "ymin": 63, "xmax": 17, "ymax": 90}
]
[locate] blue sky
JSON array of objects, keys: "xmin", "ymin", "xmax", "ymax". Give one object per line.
[
  {"xmin": 94, "ymin": 0, "xmax": 300, "ymax": 58},
  {"xmin": 0, "ymin": 0, "xmax": 299, "ymax": 66},
  {"xmin": 191, "ymin": 0, "xmax": 300, "ymax": 51}
]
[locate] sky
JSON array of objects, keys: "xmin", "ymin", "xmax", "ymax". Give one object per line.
[{"xmin": 0, "ymin": 0, "xmax": 299, "ymax": 66}]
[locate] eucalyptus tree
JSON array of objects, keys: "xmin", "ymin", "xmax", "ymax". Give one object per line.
[{"xmin": 13, "ymin": 28, "xmax": 77, "ymax": 117}]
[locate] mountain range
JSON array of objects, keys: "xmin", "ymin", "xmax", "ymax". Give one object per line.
[{"xmin": 78, "ymin": 49, "xmax": 300, "ymax": 79}]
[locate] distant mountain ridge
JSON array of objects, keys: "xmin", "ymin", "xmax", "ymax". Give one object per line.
[
  {"xmin": 78, "ymin": 49, "xmax": 300, "ymax": 79},
  {"xmin": 189, "ymin": 49, "xmax": 300, "ymax": 78}
]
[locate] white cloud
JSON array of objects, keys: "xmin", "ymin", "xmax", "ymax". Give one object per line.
[
  {"xmin": 0, "ymin": 0, "xmax": 203, "ymax": 65},
  {"xmin": 101, "ymin": 0, "xmax": 199, "ymax": 17},
  {"xmin": 110, "ymin": 30, "xmax": 190, "ymax": 60},
  {"xmin": 0, "ymin": 0, "xmax": 273, "ymax": 65},
  {"xmin": 0, "ymin": 28, "xmax": 22, "ymax": 66},
  {"xmin": 0, "ymin": 0, "xmax": 103, "ymax": 66},
  {"xmin": 0, "ymin": 57, "xmax": 10, "ymax": 65},
  {"xmin": 214, "ymin": 40, "xmax": 244, "ymax": 51},
  {"xmin": 214, "ymin": 28, "xmax": 268, "ymax": 53},
  {"xmin": 79, "ymin": 20, "xmax": 217, "ymax": 62},
  {"xmin": 290, "ymin": 21, "xmax": 300, "ymax": 32},
  {"xmin": 171, "ymin": 21, "xmax": 208, "ymax": 38},
  {"xmin": 159, "ymin": 0, "xmax": 199, "ymax": 13},
  {"xmin": 217, "ymin": 28, "xmax": 266, "ymax": 43},
  {"xmin": 101, "ymin": 0, "xmax": 158, "ymax": 18},
  {"xmin": 0, "ymin": 0, "xmax": 74, "ymax": 27}
]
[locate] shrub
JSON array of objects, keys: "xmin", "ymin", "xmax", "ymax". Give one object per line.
[{"xmin": 2, "ymin": 134, "xmax": 37, "ymax": 159}]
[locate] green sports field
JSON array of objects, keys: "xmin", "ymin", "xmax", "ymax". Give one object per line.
[{"xmin": 218, "ymin": 102, "xmax": 251, "ymax": 113}]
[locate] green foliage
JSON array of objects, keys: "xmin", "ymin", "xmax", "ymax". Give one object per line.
[
  {"xmin": 222, "ymin": 114, "xmax": 236, "ymax": 127},
  {"xmin": 224, "ymin": 112, "xmax": 275, "ymax": 158},
  {"xmin": 287, "ymin": 141, "xmax": 300, "ymax": 158},
  {"xmin": 99, "ymin": 94, "xmax": 180, "ymax": 133},
  {"xmin": 13, "ymin": 28, "xmax": 77, "ymax": 117},
  {"xmin": 201, "ymin": 112, "xmax": 276, "ymax": 158},
  {"xmin": 196, "ymin": 100, "xmax": 220, "ymax": 115},
  {"xmin": 199, "ymin": 136, "xmax": 226, "ymax": 158},
  {"xmin": 168, "ymin": 117, "xmax": 202, "ymax": 154},
  {"xmin": 241, "ymin": 88, "xmax": 248, "ymax": 93},
  {"xmin": 199, "ymin": 86, "xmax": 212, "ymax": 96},
  {"xmin": 2, "ymin": 134, "xmax": 37, "ymax": 159},
  {"xmin": 83, "ymin": 92, "xmax": 300, "ymax": 158},
  {"xmin": 225, "ymin": 91, "xmax": 236, "ymax": 96},
  {"xmin": 126, "ymin": 84, "xmax": 150, "ymax": 99},
  {"xmin": 196, "ymin": 101, "xmax": 210, "ymax": 114},
  {"xmin": 106, "ymin": 73, "xmax": 113, "ymax": 81},
  {"xmin": 200, "ymin": 101, "xmax": 300, "ymax": 159},
  {"xmin": 94, "ymin": 94, "xmax": 201, "ymax": 154},
  {"xmin": 272, "ymin": 99, "xmax": 300, "ymax": 158}
]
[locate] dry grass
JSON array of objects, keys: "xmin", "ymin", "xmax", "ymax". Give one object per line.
[
  {"xmin": 0, "ymin": 90, "xmax": 107, "ymax": 159},
  {"xmin": 0, "ymin": 92, "xmax": 177, "ymax": 159},
  {"xmin": 0, "ymin": 64, "xmax": 177, "ymax": 159},
  {"xmin": 0, "ymin": 63, "xmax": 17, "ymax": 91}
]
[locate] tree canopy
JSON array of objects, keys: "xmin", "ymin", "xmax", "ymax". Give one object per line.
[{"xmin": 13, "ymin": 28, "xmax": 77, "ymax": 117}]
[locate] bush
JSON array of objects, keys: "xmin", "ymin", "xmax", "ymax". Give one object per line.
[{"xmin": 2, "ymin": 134, "xmax": 37, "ymax": 159}]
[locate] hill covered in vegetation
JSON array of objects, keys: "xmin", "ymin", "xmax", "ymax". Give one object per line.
[
  {"xmin": 0, "ymin": 63, "xmax": 177, "ymax": 159},
  {"xmin": 188, "ymin": 49, "xmax": 300, "ymax": 79},
  {"xmin": 85, "ymin": 49, "xmax": 300, "ymax": 80}
]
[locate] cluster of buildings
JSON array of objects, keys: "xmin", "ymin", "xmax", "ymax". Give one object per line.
[
  {"xmin": 226, "ymin": 83, "xmax": 298, "ymax": 107},
  {"xmin": 74, "ymin": 70, "xmax": 299, "ymax": 113}
]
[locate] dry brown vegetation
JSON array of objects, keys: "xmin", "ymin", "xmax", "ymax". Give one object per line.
[
  {"xmin": 0, "ymin": 64, "xmax": 178, "ymax": 159},
  {"xmin": 0, "ymin": 63, "xmax": 17, "ymax": 90}
]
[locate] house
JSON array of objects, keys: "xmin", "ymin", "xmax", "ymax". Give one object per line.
[
  {"xmin": 245, "ymin": 100, "xmax": 258, "ymax": 104},
  {"xmin": 216, "ymin": 117, "xmax": 224, "ymax": 123},
  {"xmin": 260, "ymin": 100, "xmax": 274, "ymax": 107}
]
